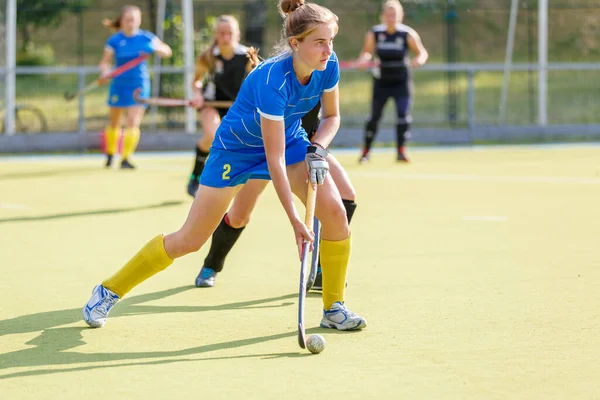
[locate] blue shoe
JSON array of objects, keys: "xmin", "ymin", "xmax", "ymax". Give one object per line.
[
  {"xmin": 320, "ymin": 302, "xmax": 367, "ymax": 331},
  {"xmin": 82, "ymin": 284, "xmax": 120, "ymax": 328},
  {"xmin": 195, "ymin": 266, "xmax": 217, "ymax": 287}
]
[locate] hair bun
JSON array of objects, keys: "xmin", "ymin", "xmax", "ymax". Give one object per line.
[{"xmin": 279, "ymin": 0, "xmax": 305, "ymax": 16}]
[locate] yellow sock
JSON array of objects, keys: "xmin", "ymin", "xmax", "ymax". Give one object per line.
[
  {"xmin": 121, "ymin": 127, "xmax": 140, "ymax": 160},
  {"xmin": 320, "ymin": 235, "xmax": 351, "ymax": 310},
  {"xmin": 102, "ymin": 234, "xmax": 173, "ymax": 298},
  {"xmin": 105, "ymin": 127, "xmax": 120, "ymax": 156}
]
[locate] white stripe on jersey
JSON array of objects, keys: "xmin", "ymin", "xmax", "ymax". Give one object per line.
[
  {"xmin": 218, "ymin": 135, "xmax": 227, "ymax": 149},
  {"xmin": 229, "ymin": 127, "xmax": 262, "ymax": 147},
  {"xmin": 253, "ymin": 110, "xmax": 262, "ymax": 127},
  {"xmin": 266, "ymin": 62, "xmax": 277, "ymax": 85},
  {"xmin": 257, "ymin": 108, "xmax": 284, "ymax": 121},
  {"xmin": 285, "ymin": 111, "xmax": 308, "ymax": 119},
  {"xmin": 299, "ymin": 94, "xmax": 321, "ymax": 101},
  {"xmin": 323, "ymin": 83, "xmax": 338, "ymax": 92},
  {"xmin": 278, "ymin": 81, "xmax": 286, "ymax": 90},
  {"xmin": 241, "ymin": 119, "xmax": 263, "ymax": 140}
]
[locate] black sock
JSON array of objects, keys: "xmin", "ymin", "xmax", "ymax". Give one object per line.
[
  {"xmin": 192, "ymin": 147, "xmax": 210, "ymax": 179},
  {"xmin": 342, "ymin": 199, "xmax": 357, "ymax": 224},
  {"xmin": 363, "ymin": 121, "xmax": 378, "ymax": 154},
  {"xmin": 203, "ymin": 215, "xmax": 246, "ymax": 273},
  {"xmin": 396, "ymin": 123, "xmax": 410, "ymax": 148}
]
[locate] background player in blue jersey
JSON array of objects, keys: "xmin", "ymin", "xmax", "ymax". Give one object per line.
[
  {"xmin": 356, "ymin": 0, "xmax": 428, "ymax": 163},
  {"xmin": 83, "ymin": 0, "xmax": 367, "ymax": 333},
  {"xmin": 100, "ymin": 6, "xmax": 172, "ymax": 169},
  {"xmin": 187, "ymin": 15, "xmax": 257, "ymax": 197}
]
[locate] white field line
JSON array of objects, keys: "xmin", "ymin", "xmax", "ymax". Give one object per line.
[
  {"xmin": 142, "ymin": 166, "xmax": 600, "ymax": 185},
  {"xmin": 0, "ymin": 203, "xmax": 29, "ymax": 209},
  {"xmin": 349, "ymin": 171, "xmax": 600, "ymax": 185}
]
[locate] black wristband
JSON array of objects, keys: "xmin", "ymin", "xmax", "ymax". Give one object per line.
[
  {"xmin": 307, "ymin": 145, "xmax": 328, "ymax": 158},
  {"xmin": 311, "ymin": 141, "xmax": 328, "ymax": 151}
]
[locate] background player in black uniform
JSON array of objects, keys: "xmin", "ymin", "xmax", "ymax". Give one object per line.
[
  {"xmin": 194, "ymin": 101, "xmax": 357, "ymax": 289},
  {"xmin": 357, "ymin": 0, "xmax": 428, "ymax": 163},
  {"xmin": 187, "ymin": 15, "xmax": 255, "ymax": 197}
]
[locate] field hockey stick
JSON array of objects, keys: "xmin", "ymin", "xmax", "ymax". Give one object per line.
[
  {"xmin": 298, "ymin": 182, "xmax": 317, "ymax": 349},
  {"xmin": 64, "ymin": 54, "xmax": 149, "ymax": 101},
  {"xmin": 133, "ymin": 89, "xmax": 233, "ymax": 109},
  {"xmin": 306, "ymin": 216, "xmax": 321, "ymax": 292}
]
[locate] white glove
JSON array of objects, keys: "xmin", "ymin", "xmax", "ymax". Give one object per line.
[{"xmin": 305, "ymin": 145, "xmax": 329, "ymax": 185}]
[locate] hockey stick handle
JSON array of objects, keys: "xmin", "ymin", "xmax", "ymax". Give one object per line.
[
  {"xmin": 107, "ymin": 53, "xmax": 149, "ymax": 78},
  {"xmin": 338, "ymin": 60, "xmax": 409, "ymax": 70},
  {"xmin": 64, "ymin": 54, "xmax": 149, "ymax": 101},
  {"xmin": 133, "ymin": 90, "xmax": 233, "ymax": 109},
  {"xmin": 297, "ymin": 182, "xmax": 317, "ymax": 349},
  {"xmin": 304, "ymin": 183, "xmax": 317, "ymax": 231}
]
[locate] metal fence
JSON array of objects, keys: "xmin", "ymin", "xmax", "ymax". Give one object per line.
[
  {"xmin": 2, "ymin": 61, "xmax": 599, "ymax": 129},
  {"xmin": 1, "ymin": 0, "xmax": 600, "ymax": 150}
]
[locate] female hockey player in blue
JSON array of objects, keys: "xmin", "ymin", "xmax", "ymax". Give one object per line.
[
  {"xmin": 100, "ymin": 5, "xmax": 172, "ymax": 169},
  {"xmin": 83, "ymin": 0, "xmax": 367, "ymax": 332}
]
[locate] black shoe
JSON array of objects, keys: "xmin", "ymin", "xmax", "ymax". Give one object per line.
[
  {"xmin": 187, "ymin": 176, "xmax": 200, "ymax": 197},
  {"xmin": 397, "ymin": 147, "xmax": 410, "ymax": 163},
  {"xmin": 105, "ymin": 155, "xmax": 113, "ymax": 168},
  {"xmin": 311, "ymin": 269, "xmax": 322, "ymax": 292},
  {"xmin": 120, "ymin": 159, "xmax": 136, "ymax": 169}
]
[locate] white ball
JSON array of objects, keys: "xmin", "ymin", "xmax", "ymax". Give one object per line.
[{"xmin": 306, "ymin": 334, "xmax": 326, "ymax": 354}]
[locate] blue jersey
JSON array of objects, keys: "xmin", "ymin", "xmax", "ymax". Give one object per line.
[
  {"xmin": 213, "ymin": 51, "xmax": 340, "ymax": 152},
  {"xmin": 105, "ymin": 30, "xmax": 156, "ymax": 87}
]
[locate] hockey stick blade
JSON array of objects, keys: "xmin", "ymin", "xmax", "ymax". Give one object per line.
[{"xmin": 298, "ymin": 241, "xmax": 310, "ymax": 348}]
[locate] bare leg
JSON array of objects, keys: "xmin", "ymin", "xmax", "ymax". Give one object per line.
[
  {"xmin": 328, "ymin": 153, "xmax": 356, "ymax": 202},
  {"xmin": 188, "ymin": 107, "xmax": 222, "ymax": 196},
  {"xmin": 108, "ymin": 107, "xmax": 123, "ymax": 129},
  {"xmin": 104, "ymin": 108, "xmax": 123, "ymax": 166},
  {"xmin": 195, "ymin": 179, "xmax": 270, "ymax": 286},
  {"xmin": 286, "ymin": 161, "xmax": 348, "ymax": 241},
  {"xmin": 83, "ymin": 183, "xmax": 242, "ymax": 328},
  {"xmin": 165, "ymin": 184, "xmax": 240, "ymax": 258},
  {"xmin": 226, "ymin": 179, "xmax": 270, "ymax": 227},
  {"xmin": 285, "ymin": 160, "xmax": 365, "ymax": 328},
  {"xmin": 120, "ymin": 106, "xmax": 147, "ymax": 168},
  {"xmin": 197, "ymin": 107, "xmax": 220, "ymax": 152}
]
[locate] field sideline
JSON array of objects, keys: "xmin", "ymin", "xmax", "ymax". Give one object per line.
[{"xmin": 1, "ymin": 145, "xmax": 599, "ymax": 399}]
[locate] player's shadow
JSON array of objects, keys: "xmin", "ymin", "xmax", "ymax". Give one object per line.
[
  {"xmin": 0, "ymin": 200, "xmax": 184, "ymax": 224},
  {"xmin": 0, "ymin": 285, "xmax": 295, "ymax": 338},
  {"xmin": 0, "ymin": 327, "xmax": 306, "ymax": 380},
  {"xmin": 0, "ymin": 286, "xmax": 300, "ymax": 379}
]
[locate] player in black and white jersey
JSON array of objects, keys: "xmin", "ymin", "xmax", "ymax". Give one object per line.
[
  {"xmin": 187, "ymin": 15, "xmax": 256, "ymax": 197},
  {"xmin": 356, "ymin": 0, "xmax": 428, "ymax": 163}
]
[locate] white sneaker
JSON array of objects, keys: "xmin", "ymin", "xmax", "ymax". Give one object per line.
[
  {"xmin": 82, "ymin": 284, "xmax": 120, "ymax": 328},
  {"xmin": 320, "ymin": 302, "xmax": 367, "ymax": 331}
]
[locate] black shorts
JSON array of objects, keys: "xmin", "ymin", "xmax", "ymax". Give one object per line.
[
  {"xmin": 373, "ymin": 78, "xmax": 413, "ymax": 98},
  {"xmin": 302, "ymin": 101, "xmax": 321, "ymax": 141},
  {"xmin": 217, "ymin": 107, "xmax": 229, "ymax": 120}
]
